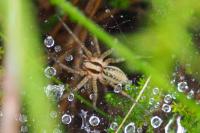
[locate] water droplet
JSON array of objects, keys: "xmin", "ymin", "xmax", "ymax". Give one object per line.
[
  {"xmin": 105, "ymin": 9, "xmax": 111, "ymax": 13},
  {"xmin": 164, "ymin": 94, "xmax": 172, "ymax": 104},
  {"xmin": 81, "ymin": 88, "xmax": 86, "ymax": 93},
  {"xmin": 90, "ymin": 41, "xmax": 94, "ymax": 46},
  {"xmin": 177, "ymin": 81, "xmax": 189, "ymax": 92},
  {"xmin": 154, "ymin": 102, "xmax": 160, "ymax": 109},
  {"xmin": 19, "ymin": 114, "xmax": 28, "ymax": 123},
  {"xmin": 65, "ymin": 55, "xmax": 73, "ymax": 62},
  {"xmin": 44, "ymin": 66, "xmax": 56, "ymax": 78},
  {"xmin": 125, "ymin": 84, "xmax": 131, "ymax": 90},
  {"xmin": 114, "ymin": 84, "xmax": 122, "ymax": 93},
  {"xmin": 143, "ymin": 121, "xmax": 148, "ymax": 126},
  {"xmin": 20, "ymin": 125, "xmax": 28, "ymax": 133},
  {"xmin": 61, "ymin": 114, "xmax": 72, "ymax": 125},
  {"xmin": 151, "ymin": 116, "xmax": 163, "ymax": 128},
  {"xmin": 44, "ymin": 19, "xmax": 48, "ymax": 23},
  {"xmin": 141, "ymin": 96, "xmax": 146, "ymax": 100},
  {"xmin": 192, "ymin": 78, "xmax": 196, "ymax": 82},
  {"xmin": 89, "ymin": 93, "xmax": 95, "ymax": 100},
  {"xmin": 89, "ymin": 115, "xmax": 100, "ymax": 126},
  {"xmin": 124, "ymin": 122, "xmax": 135, "ymax": 133},
  {"xmin": 70, "ymin": 76, "xmax": 75, "ymax": 80},
  {"xmin": 137, "ymin": 127, "xmax": 143, "ymax": 133},
  {"xmin": 44, "ymin": 36, "xmax": 54, "ymax": 48},
  {"xmin": 50, "ymin": 111, "xmax": 57, "ymax": 119},
  {"xmin": 162, "ymin": 104, "xmax": 171, "ymax": 113},
  {"xmin": 171, "ymin": 92, "xmax": 177, "ymax": 99},
  {"xmin": 110, "ymin": 122, "xmax": 118, "ymax": 130},
  {"xmin": 149, "ymin": 98, "xmax": 155, "ymax": 105},
  {"xmin": 45, "ymin": 84, "xmax": 65, "ymax": 100},
  {"xmin": 54, "ymin": 45, "xmax": 62, "ymax": 52},
  {"xmin": 67, "ymin": 93, "xmax": 74, "ymax": 102},
  {"xmin": 170, "ymin": 79, "xmax": 175, "ymax": 84},
  {"xmin": 153, "ymin": 87, "xmax": 159, "ymax": 95},
  {"xmin": 149, "ymin": 106, "xmax": 155, "ymax": 112},
  {"xmin": 80, "ymin": 110, "xmax": 90, "ymax": 131},
  {"xmin": 187, "ymin": 90, "xmax": 194, "ymax": 99}
]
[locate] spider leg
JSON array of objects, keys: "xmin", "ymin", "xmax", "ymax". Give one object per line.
[
  {"xmin": 104, "ymin": 58, "xmax": 125, "ymax": 65},
  {"xmin": 57, "ymin": 16, "xmax": 92, "ymax": 57},
  {"xmin": 92, "ymin": 78, "xmax": 98, "ymax": 108},
  {"xmin": 120, "ymin": 91, "xmax": 134, "ymax": 101},
  {"xmin": 53, "ymin": 58, "xmax": 85, "ymax": 76},
  {"xmin": 99, "ymin": 77, "xmax": 133, "ymax": 101},
  {"xmin": 100, "ymin": 48, "xmax": 113, "ymax": 59},
  {"xmin": 110, "ymin": 83, "xmax": 133, "ymax": 101},
  {"xmin": 93, "ymin": 37, "xmax": 101, "ymax": 56},
  {"xmin": 61, "ymin": 76, "xmax": 90, "ymax": 101},
  {"xmin": 73, "ymin": 76, "xmax": 90, "ymax": 92}
]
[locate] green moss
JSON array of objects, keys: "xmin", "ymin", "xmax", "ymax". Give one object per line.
[
  {"xmin": 105, "ymin": 78, "xmax": 153, "ymax": 131},
  {"xmin": 172, "ymin": 101, "xmax": 200, "ymax": 132}
]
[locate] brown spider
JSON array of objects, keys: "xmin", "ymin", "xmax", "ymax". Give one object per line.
[{"xmin": 54, "ymin": 18, "xmax": 131, "ymax": 107}]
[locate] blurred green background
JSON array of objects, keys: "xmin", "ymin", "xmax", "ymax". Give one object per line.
[{"xmin": 1, "ymin": 0, "xmax": 200, "ymax": 132}]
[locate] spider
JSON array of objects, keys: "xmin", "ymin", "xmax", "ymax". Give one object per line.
[{"xmin": 54, "ymin": 17, "xmax": 132, "ymax": 107}]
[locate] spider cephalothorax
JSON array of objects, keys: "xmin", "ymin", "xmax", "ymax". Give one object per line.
[
  {"xmin": 82, "ymin": 52, "xmax": 128, "ymax": 84},
  {"xmin": 55, "ymin": 19, "xmax": 131, "ymax": 107}
]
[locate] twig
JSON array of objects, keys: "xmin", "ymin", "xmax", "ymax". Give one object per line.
[
  {"xmin": 57, "ymin": 16, "xmax": 92, "ymax": 56},
  {"xmin": 50, "ymin": 0, "xmax": 79, "ymax": 36},
  {"xmin": 115, "ymin": 76, "xmax": 151, "ymax": 133}
]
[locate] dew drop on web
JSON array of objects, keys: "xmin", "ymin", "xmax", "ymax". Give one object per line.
[
  {"xmin": 65, "ymin": 55, "xmax": 73, "ymax": 62},
  {"xmin": 44, "ymin": 36, "xmax": 54, "ymax": 48},
  {"xmin": 152, "ymin": 87, "xmax": 159, "ymax": 95},
  {"xmin": 54, "ymin": 45, "xmax": 62, "ymax": 53},
  {"xmin": 61, "ymin": 114, "xmax": 72, "ymax": 125},
  {"xmin": 89, "ymin": 115, "xmax": 100, "ymax": 127},
  {"xmin": 177, "ymin": 81, "xmax": 189, "ymax": 92},
  {"xmin": 114, "ymin": 84, "xmax": 122, "ymax": 93},
  {"xmin": 44, "ymin": 84, "xmax": 64, "ymax": 101},
  {"xmin": 67, "ymin": 93, "xmax": 74, "ymax": 102},
  {"xmin": 110, "ymin": 122, "xmax": 118, "ymax": 130},
  {"xmin": 162, "ymin": 104, "xmax": 171, "ymax": 113},
  {"xmin": 164, "ymin": 94, "xmax": 172, "ymax": 104},
  {"xmin": 124, "ymin": 122, "xmax": 135, "ymax": 133},
  {"xmin": 151, "ymin": 116, "xmax": 163, "ymax": 128},
  {"xmin": 44, "ymin": 66, "xmax": 56, "ymax": 78},
  {"xmin": 187, "ymin": 89, "xmax": 194, "ymax": 99}
]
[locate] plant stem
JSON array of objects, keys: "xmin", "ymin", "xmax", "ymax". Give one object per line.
[{"xmin": 115, "ymin": 76, "xmax": 151, "ymax": 133}]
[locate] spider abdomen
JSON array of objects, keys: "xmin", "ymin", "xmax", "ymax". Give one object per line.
[{"xmin": 103, "ymin": 66, "xmax": 128, "ymax": 85}]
